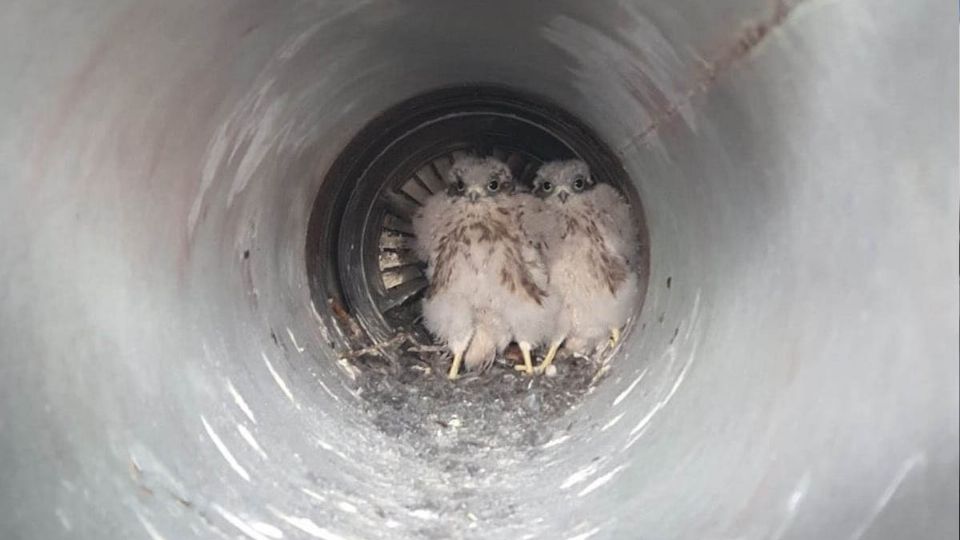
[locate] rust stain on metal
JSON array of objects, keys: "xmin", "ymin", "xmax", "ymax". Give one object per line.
[
  {"xmin": 620, "ymin": 0, "xmax": 802, "ymax": 153},
  {"xmin": 329, "ymin": 297, "xmax": 363, "ymax": 339}
]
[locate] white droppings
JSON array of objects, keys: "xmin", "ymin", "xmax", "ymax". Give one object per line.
[
  {"xmin": 135, "ymin": 511, "xmax": 165, "ymax": 540},
  {"xmin": 542, "ymin": 435, "xmax": 571, "ymax": 449},
  {"xmin": 788, "ymin": 471, "xmax": 812, "ymax": 512},
  {"xmin": 578, "ymin": 466, "xmax": 627, "ymax": 497},
  {"xmin": 849, "ymin": 453, "xmax": 926, "ymax": 540},
  {"xmin": 626, "ymin": 338, "xmax": 696, "ymax": 439},
  {"xmin": 227, "ymin": 381, "xmax": 257, "ymax": 424},
  {"xmin": 601, "ymin": 412, "xmax": 626, "ymax": 431},
  {"xmin": 561, "ymin": 462, "xmax": 600, "ymax": 489},
  {"xmin": 629, "ymin": 405, "xmax": 661, "ymax": 436},
  {"xmin": 286, "ymin": 327, "xmax": 305, "ymax": 353},
  {"xmin": 565, "ymin": 526, "xmax": 601, "ymax": 540},
  {"xmin": 262, "ymin": 352, "xmax": 296, "ymax": 405},
  {"xmin": 278, "ymin": 22, "xmax": 323, "ymax": 60},
  {"xmin": 309, "ymin": 300, "xmax": 324, "ymax": 324},
  {"xmin": 55, "ymin": 508, "xmax": 72, "ymax": 531},
  {"xmin": 771, "ymin": 471, "xmax": 812, "ymax": 540},
  {"xmin": 190, "ymin": 125, "xmax": 229, "ymax": 233},
  {"xmin": 214, "ymin": 505, "xmax": 271, "ymax": 540},
  {"xmin": 201, "ymin": 416, "xmax": 250, "ymax": 482},
  {"xmin": 337, "ymin": 501, "xmax": 358, "ymax": 514},
  {"xmin": 270, "ymin": 509, "xmax": 346, "ymax": 540},
  {"xmin": 301, "ymin": 487, "xmax": 326, "ymax": 502},
  {"xmin": 237, "ymin": 424, "xmax": 268, "ymax": 460},
  {"xmin": 317, "ymin": 379, "xmax": 340, "ymax": 402},
  {"xmin": 228, "ymin": 100, "xmax": 285, "ymax": 205},
  {"xmin": 385, "ymin": 520, "xmax": 401, "ymax": 529},
  {"xmin": 660, "ymin": 348, "xmax": 692, "ymax": 405},
  {"xmin": 316, "ymin": 439, "xmax": 352, "ymax": 462},
  {"xmin": 337, "ymin": 358, "xmax": 360, "ymax": 381},
  {"xmin": 250, "ymin": 522, "xmax": 284, "ymax": 539},
  {"xmin": 613, "ymin": 367, "xmax": 648, "ymax": 406},
  {"xmin": 410, "ymin": 509, "xmax": 440, "ymax": 520},
  {"xmin": 623, "ymin": 423, "xmax": 650, "ymax": 450}
]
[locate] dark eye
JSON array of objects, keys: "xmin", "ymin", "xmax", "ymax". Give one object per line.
[
  {"xmin": 456, "ymin": 180, "xmax": 465, "ymax": 192},
  {"xmin": 541, "ymin": 181, "xmax": 553, "ymax": 192},
  {"xmin": 487, "ymin": 180, "xmax": 499, "ymax": 192},
  {"xmin": 573, "ymin": 176, "xmax": 586, "ymax": 191}
]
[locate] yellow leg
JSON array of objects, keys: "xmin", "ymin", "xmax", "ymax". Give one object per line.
[
  {"xmin": 513, "ymin": 342, "xmax": 534, "ymax": 375},
  {"xmin": 610, "ymin": 327, "xmax": 621, "ymax": 348},
  {"xmin": 536, "ymin": 338, "xmax": 564, "ymax": 374},
  {"xmin": 448, "ymin": 350, "xmax": 464, "ymax": 380}
]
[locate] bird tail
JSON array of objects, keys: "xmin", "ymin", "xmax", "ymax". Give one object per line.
[{"xmin": 464, "ymin": 326, "xmax": 497, "ymax": 372}]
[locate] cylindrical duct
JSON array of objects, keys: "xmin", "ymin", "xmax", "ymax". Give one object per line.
[{"xmin": 1, "ymin": 1, "xmax": 956, "ymax": 539}]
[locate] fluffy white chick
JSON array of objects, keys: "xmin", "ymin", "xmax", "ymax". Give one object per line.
[
  {"xmin": 530, "ymin": 159, "xmax": 640, "ymax": 372},
  {"xmin": 413, "ymin": 155, "xmax": 554, "ymax": 379}
]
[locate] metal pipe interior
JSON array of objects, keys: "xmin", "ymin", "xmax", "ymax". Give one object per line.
[{"xmin": 1, "ymin": 1, "xmax": 957, "ymax": 539}]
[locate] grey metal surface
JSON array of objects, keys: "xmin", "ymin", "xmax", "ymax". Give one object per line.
[
  {"xmin": 320, "ymin": 85, "xmax": 645, "ymax": 346},
  {"xmin": 1, "ymin": 1, "xmax": 957, "ymax": 539}
]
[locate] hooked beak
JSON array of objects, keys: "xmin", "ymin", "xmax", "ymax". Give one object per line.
[
  {"xmin": 558, "ymin": 191, "xmax": 569, "ymax": 203},
  {"xmin": 467, "ymin": 190, "xmax": 481, "ymax": 203}
]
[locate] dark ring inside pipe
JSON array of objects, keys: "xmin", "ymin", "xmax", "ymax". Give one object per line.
[{"xmin": 0, "ymin": 1, "xmax": 955, "ymax": 539}]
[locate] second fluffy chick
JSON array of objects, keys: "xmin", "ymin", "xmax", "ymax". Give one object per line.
[{"xmin": 528, "ymin": 159, "xmax": 640, "ymax": 372}]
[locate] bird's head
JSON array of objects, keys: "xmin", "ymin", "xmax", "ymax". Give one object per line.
[
  {"xmin": 447, "ymin": 156, "xmax": 513, "ymax": 203},
  {"xmin": 533, "ymin": 159, "xmax": 594, "ymax": 204}
]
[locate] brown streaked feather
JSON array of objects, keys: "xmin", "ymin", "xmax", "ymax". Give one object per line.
[
  {"xmin": 599, "ymin": 250, "xmax": 628, "ymax": 294},
  {"xmin": 518, "ymin": 271, "xmax": 546, "ymax": 305},
  {"xmin": 506, "ymin": 243, "xmax": 546, "ymax": 305},
  {"xmin": 499, "ymin": 266, "xmax": 515, "ymax": 293},
  {"xmin": 426, "ymin": 200, "xmax": 546, "ymax": 306},
  {"xmin": 426, "ymin": 230, "xmax": 457, "ymax": 298},
  {"xmin": 563, "ymin": 211, "xmax": 629, "ymax": 296}
]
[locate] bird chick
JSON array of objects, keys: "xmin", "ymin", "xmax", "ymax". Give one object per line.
[
  {"xmin": 531, "ymin": 159, "xmax": 640, "ymax": 372},
  {"xmin": 413, "ymin": 155, "xmax": 555, "ymax": 379}
]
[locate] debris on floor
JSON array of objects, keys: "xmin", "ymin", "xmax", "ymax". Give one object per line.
[{"xmin": 346, "ymin": 332, "xmax": 609, "ymax": 476}]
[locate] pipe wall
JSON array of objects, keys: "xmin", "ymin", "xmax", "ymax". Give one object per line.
[{"xmin": 1, "ymin": 1, "xmax": 957, "ymax": 539}]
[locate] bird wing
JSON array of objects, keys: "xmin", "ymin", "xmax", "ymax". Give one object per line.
[
  {"xmin": 497, "ymin": 228, "xmax": 548, "ymax": 306},
  {"xmin": 412, "ymin": 194, "xmax": 450, "ymax": 264},
  {"xmin": 424, "ymin": 224, "xmax": 461, "ymax": 300},
  {"xmin": 514, "ymin": 193, "xmax": 558, "ymax": 259},
  {"xmin": 509, "ymin": 240, "xmax": 549, "ymax": 305},
  {"xmin": 516, "ymin": 195, "xmax": 558, "ymax": 290},
  {"xmin": 590, "ymin": 184, "xmax": 640, "ymax": 266}
]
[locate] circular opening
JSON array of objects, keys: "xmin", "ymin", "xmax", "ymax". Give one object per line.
[
  {"xmin": 5, "ymin": 4, "xmax": 953, "ymax": 539},
  {"xmin": 308, "ymin": 84, "xmax": 649, "ymax": 345},
  {"xmin": 305, "ymin": 85, "xmax": 651, "ymax": 445}
]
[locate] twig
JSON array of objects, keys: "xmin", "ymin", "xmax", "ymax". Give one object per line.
[
  {"xmin": 343, "ymin": 333, "xmax": 410, "ymax": 359},
  {"xmin": 406, "ymin": 344, "xmax": 447, "ymax": 354}
]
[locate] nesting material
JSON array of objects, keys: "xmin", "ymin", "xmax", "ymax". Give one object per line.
[{"xmin": 349, "ymin": 339, "xmax": 609, "ymax": 472}]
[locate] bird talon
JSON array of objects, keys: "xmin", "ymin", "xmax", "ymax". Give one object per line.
[
  {"xmin": 536, "ymin": 338, "xmax": 564, "ymax": 375},
  {"xmin": 448, "ymin": 350, "xmax": 464, "ymax": 380},
  {"xmin": 609, "ymin": 327, "xmax": 621, "ymax": 348},
  {"xmin": 514, "ymin": 364, "xmax": 535, "ymax": 375},
  {"xmin": 517, "ymin": 342, "xmax": 536, "ymax": 376},
  {"xmin": 415, "ymin": 158, "xmax": 637, "ymax": 384}
]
